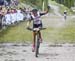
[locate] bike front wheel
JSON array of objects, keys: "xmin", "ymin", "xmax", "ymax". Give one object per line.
[{"xmin": 35, "ymin": 34, "xmax": 40, "ymax": 57}]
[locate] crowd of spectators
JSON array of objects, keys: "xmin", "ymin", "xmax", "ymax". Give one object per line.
[{"xmin": 0, "ymin": 5, "xmax": 31, "ymax": 29}]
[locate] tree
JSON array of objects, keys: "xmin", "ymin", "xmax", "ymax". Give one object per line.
[{"xmin": 52, "ymin": 0, "xmax": 74, "ymax": 8}]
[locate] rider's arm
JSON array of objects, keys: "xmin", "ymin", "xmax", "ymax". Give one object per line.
[
  {"xmin": 27, "ymin": 20, "xmax": 31, "ymax": 28},
  {"xmin": 40, "ymin": 6, "xmax": 50, "ymax": 16},
  {"xmin": 27, "ymin": 16, "xmax": 33, "ymax": 28}
]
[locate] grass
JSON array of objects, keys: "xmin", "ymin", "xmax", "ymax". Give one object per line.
[
  {"xmin": 0, "ymin": 21, "xmax": 32, "ymax": 43},
  {"xmin": 42, "ymin": 18, "xmax": 75, "ymax": 43},
  {"xmin": 0, "ymin": 18, "xmax": 75, "ymax": 43}
]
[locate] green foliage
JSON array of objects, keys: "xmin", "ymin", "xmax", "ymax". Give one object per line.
[
  {"xmin": 52, "ymin": 0, "xmax": 75, "ymax": 8},
  {"xmin": 49, "ymin": 0, "xmax": 73, "ymax": 15},
  {"xmin": 20, "ymin": 0, "xmax": 48, "ymax": 10}
]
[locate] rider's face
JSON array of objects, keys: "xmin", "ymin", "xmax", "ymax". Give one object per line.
[{"xmin": 32, "ymin": 11, "xmax": 38, "ymax": 16}]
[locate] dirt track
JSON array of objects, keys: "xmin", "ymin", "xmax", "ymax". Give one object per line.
[{"xmin": 0, "ymin": 42, "xmax": 75, "ymax": 61}]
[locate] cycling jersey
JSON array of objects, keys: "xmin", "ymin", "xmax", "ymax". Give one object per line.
[
  {"xmin": 31, "ymin": 12, "xmax": 46, "ymax": 24},
  {"xmin": 31, "ymin": 12, "xmax": 46, "ymax": 28}
]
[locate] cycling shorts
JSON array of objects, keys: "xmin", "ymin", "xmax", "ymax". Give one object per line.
[{"xmin": 33, "ymin": 23, "xmax": 42, "ymax": 28}]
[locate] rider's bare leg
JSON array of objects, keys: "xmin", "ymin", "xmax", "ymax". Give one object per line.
[
  {"xmin": 32, "ymin": 31, "xmax": 36, "ymax": 52},
  {"xmin": 38, "ymin": 31, "xmax": 42, "ymax": 43}
]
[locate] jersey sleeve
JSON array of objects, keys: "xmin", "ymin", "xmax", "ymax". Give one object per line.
[{"xmin": 40, "ymin": 13, "xmax": 46, "ymax": 16}]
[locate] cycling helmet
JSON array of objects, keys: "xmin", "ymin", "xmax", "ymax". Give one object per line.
[{"xmin": 32, "ymin": 9, "xmax": 38, "ymax": 12}]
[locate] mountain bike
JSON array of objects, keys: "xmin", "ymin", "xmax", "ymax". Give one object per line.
[{"xmin": 27, "ymin": 27, "xmax": 46, "ymax": 57}]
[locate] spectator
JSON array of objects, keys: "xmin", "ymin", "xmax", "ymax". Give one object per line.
[
  {"xmin": 1, "ymin": 6, "xmax": 7, "ymax": 28},
  {"xmin": 7, "ymin": 8, "xmax": 11, "ymax": 14},
  {"xmin": 25, "ymin": 8, "xmax": 31, "ymax": 20},
  {"xmin": 14, "ymin": 0, "xmax": 19, "ymax": 6},
  {"xmin": 22, "ymin": 7, "xmax": 27, "ymax": 20},
  {"xmin": 0, "ymin": 0, "xmax": 4, "ymax": 6},
  {"xmin": 6, "ymin": 0, "xmax": 11, "ymax": 6},
  {"xmin": 0, "ymin": 6, "xmax": 6, "ymax": 29},
  {"xmin": 64, "ymin": 10, "xmax": 67, "ymax": 20},
  {"xmin": 5, "ymin": 8, "xmax": 11, "ymax": 25},
  {"xmin": 4, "ymin": 0, "xmax": 8, "ymax": 7},
  {"xmin": 0, "ymin": 6, "xmax": 2, "ymax": 29}
]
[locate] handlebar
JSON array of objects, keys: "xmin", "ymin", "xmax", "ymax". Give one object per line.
[{"xmin": 26, "ymin": 27, "xmax": 46, "ymax": 31}]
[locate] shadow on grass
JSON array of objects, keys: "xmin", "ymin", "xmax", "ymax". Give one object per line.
[{"xmin": 0, "ymin": 26, "xmax": 12, "ymax": 42}]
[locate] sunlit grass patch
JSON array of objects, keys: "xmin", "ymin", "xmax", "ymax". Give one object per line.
[{"xmin": 42, "ymin": 18, "xmax": 75, "ymax": 43}]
